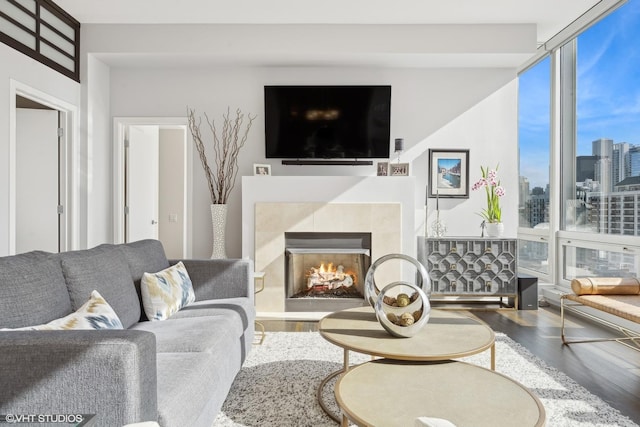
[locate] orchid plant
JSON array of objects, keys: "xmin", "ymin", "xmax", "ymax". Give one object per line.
[{"xmin": 472, "ymin": 165, "xmax": 505, "ymax": 223}]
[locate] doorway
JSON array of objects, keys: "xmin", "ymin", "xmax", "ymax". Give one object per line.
[
  {"xmin": 9, "ymin": 80, "xmax": 77, "ymax": 255},
  {"xmin": 114, "ymin": 118, "xmax": 192, "ymax": 259},
  {"xmin": 15, "ymin": 102, "xmax": 60, "ymax": 253}
]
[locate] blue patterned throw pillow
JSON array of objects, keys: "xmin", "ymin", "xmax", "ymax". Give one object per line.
[
  {"xmin": 1, "ymin": 290, "xmax": 123, "ymax": 330},
  {"xmin": 140, "ymin": 261, "xmax": 196, "ymax": 321}
]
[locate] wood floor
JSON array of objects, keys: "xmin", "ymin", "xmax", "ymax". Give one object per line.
[{"xmin": 258, "ymin": 306, "xmax": 640, "ymax": 424}]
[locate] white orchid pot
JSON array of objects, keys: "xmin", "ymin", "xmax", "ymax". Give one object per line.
[{"xmin": 485, "ymin": 222, "xmax": 504, "ymax": 238}]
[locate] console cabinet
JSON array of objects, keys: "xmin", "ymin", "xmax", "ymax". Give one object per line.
[{"xmin": 417, "ymin": 237, "xmax": 517, "ymax": 299}]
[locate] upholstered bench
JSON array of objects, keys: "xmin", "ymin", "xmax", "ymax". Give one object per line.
[{"xmin": 561, "ymin": 277, "xmax": 640, "ymax": 351}]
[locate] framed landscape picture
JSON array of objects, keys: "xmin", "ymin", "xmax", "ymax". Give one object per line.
[{"xmin": 428, "ymin": 149, "xmax": 469, "ymax": 198}]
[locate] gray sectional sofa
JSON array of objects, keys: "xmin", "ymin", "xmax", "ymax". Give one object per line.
[{"xmin": 0, "ymin": 239, "xmax": 255, "ymax": 427}]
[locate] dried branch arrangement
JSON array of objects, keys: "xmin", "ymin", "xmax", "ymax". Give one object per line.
[{"xmin": 187, "ymin": 107, "xmax": 256, "ymax": 204}]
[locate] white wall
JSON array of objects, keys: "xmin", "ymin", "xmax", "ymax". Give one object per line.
[
  {"xmin": 0, "ymin": 42, "xmax": 81, "ymax": 256},
  {"xmin": 84, "ymin": 54, "xmax": 112, "ymax": 248},
  {"xmin": 415, "ymin": 80, "xmax": 519, "ymax": 238},
  {"xmin": 159, "ymin": 128, "xmax": 186, "ymax": 258},
  {"xmin": 108, "ymin": 65, "xmax": 517, "ymax": 258}
]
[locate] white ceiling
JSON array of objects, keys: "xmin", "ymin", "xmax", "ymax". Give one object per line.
[
  {"xmin": 55, "ymin": 0, "xmax": 601, "ymax": 68},
  {"xmin": 56, "ymin": 0, "xmax": 599, "ymax": 44}
]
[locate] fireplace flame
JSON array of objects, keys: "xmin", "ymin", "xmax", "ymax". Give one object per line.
[
  {"xmin": 306, "ymin": 262, "xmax": 357, "ymax": 290},
  {"xmin": 318, "ymin": 263, "xmax": 334, "ymax": 274}
]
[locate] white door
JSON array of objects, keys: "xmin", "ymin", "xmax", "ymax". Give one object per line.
[
  {"xmin": 126, "ymin": 125, "xmax": 160, "ymax": 242},
  {"xmin": 15, "ymin": 108, "xmax": 59, "ymax": 253}
]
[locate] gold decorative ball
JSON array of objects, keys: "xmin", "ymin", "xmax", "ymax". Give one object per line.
[
  {"xmin": 400, "ymin": 312, "xmax": 415, "ymax": 326},
  {"xmin": 396, "ymin": 293, "xmax": 410, "ymax": 307}
]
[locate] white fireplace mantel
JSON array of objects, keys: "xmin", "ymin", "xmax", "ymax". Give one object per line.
[
  {"xmin": 242, "ymin": 176, "xmax": 416, "ymax": 260},
  {"xmin": 242, "ymin": 176, "xmax": 416, "ymax": 312}
]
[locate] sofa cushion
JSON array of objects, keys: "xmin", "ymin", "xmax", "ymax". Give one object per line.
[
  {"xmin": 121, "ymin": 239, "xmax": 170, "ymax": 281},
  {"xmin": 60, "ymin": 245, "xmax": 141, "ymax": 329},
  {"xmin": 0, "ymin": 251, "xmax": 72, "ymax": 329},
  {"xmin": 141, "ymin": 262, "xmax": 195, "ymax": 321},
  {"xmin": 130, "ymin": 315, "xmax": 242, "ymax": 353},
  {"xmin": 120, "ymin": 239, "xmax": 171, "ymax": 321},
  {"xmin": 2, "ymin": 290, "xmax": 123, "ymax": 331},
  {"xmin": 168, "ymin": 297, "xmax": 255, "ymax": 331}
]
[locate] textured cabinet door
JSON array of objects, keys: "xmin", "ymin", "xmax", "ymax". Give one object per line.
[{"xmin": 417, "ymin": 237, "xmax": 517, "ymax": 296}]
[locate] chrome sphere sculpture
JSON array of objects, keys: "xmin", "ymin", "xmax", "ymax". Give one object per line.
[
  {"xmin": 375, "ymin": 281, "xmax": 431, "ymax": 338},
  {"xmin": 364, "ymin": 253, "xmax": 431, "ymax": 307}
]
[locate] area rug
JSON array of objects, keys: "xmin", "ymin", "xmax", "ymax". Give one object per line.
[{"xmin": 213, "ymin": 332, "xmax": 638, "ymax": 427}]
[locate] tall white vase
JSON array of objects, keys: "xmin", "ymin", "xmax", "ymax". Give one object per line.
[{"xmin": 210, "ymin": 204, "xmax": 228, "ymax": 259}]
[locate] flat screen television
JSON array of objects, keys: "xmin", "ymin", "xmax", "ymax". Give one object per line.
[{"xmin": 264, "ymin": 85, "xmax": 391, "ymax": 159}]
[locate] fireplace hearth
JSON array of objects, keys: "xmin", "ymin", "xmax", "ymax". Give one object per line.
[{"xmin": 285, "ymin": 232, "xmax": 371, "ymax": 312}]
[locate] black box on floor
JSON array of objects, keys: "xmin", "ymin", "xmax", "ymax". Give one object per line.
[{"xmin": 509, "ymin": 274, "xmax": 538, "ymax": 310}]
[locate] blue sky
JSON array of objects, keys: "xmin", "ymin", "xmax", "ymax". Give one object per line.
[
  {"xmin": 437, "ymin": 158, "xmax": 461, "ymax": 170},
  {"xmin": 519, "ymin": 0, "xmax": 640, "ymax": 188}
]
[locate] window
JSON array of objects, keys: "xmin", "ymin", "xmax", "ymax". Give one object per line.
[
  {"xmin": 518, "ymin": 0, "xmax": 640, "ymax": 286},
  {"xmin": 518, "ymin": 56, "xmax": 551, "ymax": 230},
  {"xmin": 563, "ymin": 0, "xmax": 640, "ymax": 236},
  {"xmin": 0, "ymin": 0, "xmax": 80, "ymax": 81},
  {"xmin": 562, "ymin": 243, "xmax": 638, "ymax": 280},
  {"xmin": 518, "ymin": 56, "xmax": 551, "ymax": 277}
]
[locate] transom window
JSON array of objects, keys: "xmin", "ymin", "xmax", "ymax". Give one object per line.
[{"xmin": 0, "ymin": 0, "xmax": 80, "ymax": 81}]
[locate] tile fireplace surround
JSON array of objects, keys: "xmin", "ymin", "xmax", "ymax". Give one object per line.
[{"xmin": 242, "ymin": 176, "xmax": 416, "ymax": 313}]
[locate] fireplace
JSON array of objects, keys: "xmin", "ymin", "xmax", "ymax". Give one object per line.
[{"xmin": 285, "ymin": 232, "xmax": 371, "ymax": 311}]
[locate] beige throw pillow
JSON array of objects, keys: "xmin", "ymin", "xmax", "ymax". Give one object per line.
[
  {"xmin": 1, "ymin": 290, "xmax": 124, "ymax": 331},
  {"xmin": 141, "ymin": 261, "xmax": 195, "ymax": 321}
]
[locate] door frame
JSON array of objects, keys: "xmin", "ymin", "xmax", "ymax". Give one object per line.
[
  {"xmin": 9, "ymin": 79, "xmax": 79, "ymax": 254},
  {"xmin": 113, "ymin": 117, "xmax": 192, "ymax": 258}
]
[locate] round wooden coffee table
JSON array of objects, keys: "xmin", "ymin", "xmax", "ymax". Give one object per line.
[
  {"xmin": 336, "ymin": 359, "xmax": 546, "ymax": 427},
  {"xmin": 319, "ymin": 306, "xmax": 496, "ymax": 367},
  {"xmin": 318, "ymin": 306, "xmax": 496, "ymax": 422}
]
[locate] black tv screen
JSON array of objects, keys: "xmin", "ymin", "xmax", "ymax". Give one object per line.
[{"xmin": 264, "ymin": 85, "xmax": 391, "ymax": 159}]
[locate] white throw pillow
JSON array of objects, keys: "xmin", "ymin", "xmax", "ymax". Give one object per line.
[
  {"xmin": 1, "ymin": 290, "xmax": 124, "ymax": 331},
  {"xmin": 141, "ymin": 261, "xmax": 195, "ymax": 321}
]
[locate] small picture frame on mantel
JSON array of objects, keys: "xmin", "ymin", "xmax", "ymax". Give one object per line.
[
  {"xmin": 253, "ymin": 164, "xmax": 271, "ymax": 176},
  {"xmin": 389, "ymin": 162, "xmax": 410, "ymax": 176},
  {"xmin": 428, "ymin": 149, "xmax": 469, "ymax": 198},
  {"xmin": 376, "ymin": 162, "xmax": 389, "ymax": 176}
]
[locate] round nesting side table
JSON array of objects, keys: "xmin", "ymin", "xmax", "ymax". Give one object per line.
[
  {"xmin": 335, "ymin": 359, "xmax": 545, "ymax": 427},
  {"xmin": 318, "ymin": 306, "xmax": 496, "ymax": 423}
]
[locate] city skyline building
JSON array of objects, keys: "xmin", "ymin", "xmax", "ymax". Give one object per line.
[
  {"xmin": 592, "ymin": 138, "xmax": 614, "ymax": 159},
  {"xmin": 576, "ymin": 155, "xmax": 597, "ymax": 182},
  {"xmin": 521, "ymin": 139, "xmax": 639, "ymax": 230},
  {"xmin": 631, "ymin": 145, "xmax": 640, "ymax": 176},
  {"xmin": 612, "ymin": 142, "xmax": 630, "ymax": 185},
  {"xmin": 594, "ymin": 157, "xmax": 613, "ymax": 192}
]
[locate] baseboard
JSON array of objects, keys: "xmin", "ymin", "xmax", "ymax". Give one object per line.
[{"xmin": 257, "ymin": 311, "xmax": 330, "ymax": 321}]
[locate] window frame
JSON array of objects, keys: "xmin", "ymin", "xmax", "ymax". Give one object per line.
[
  {"xmin": 0, "ymin": 0, "xmax": 80, "ymax": 82},
  {"xmin": 518, "ymin": 0, "xmax": 640, "ymax": 289},
  {"xmin": 517, "ymin": 54, "xmax": 554, "ymax": 284}
]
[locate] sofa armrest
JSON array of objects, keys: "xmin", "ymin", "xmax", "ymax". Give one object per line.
[
  {"xmin": 0, "ymin": 330, "xmax": 157, "ymax": 426},
  {"xmin": 172, "ymin": 258, "xmax": 254, "ymax": 301}
]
